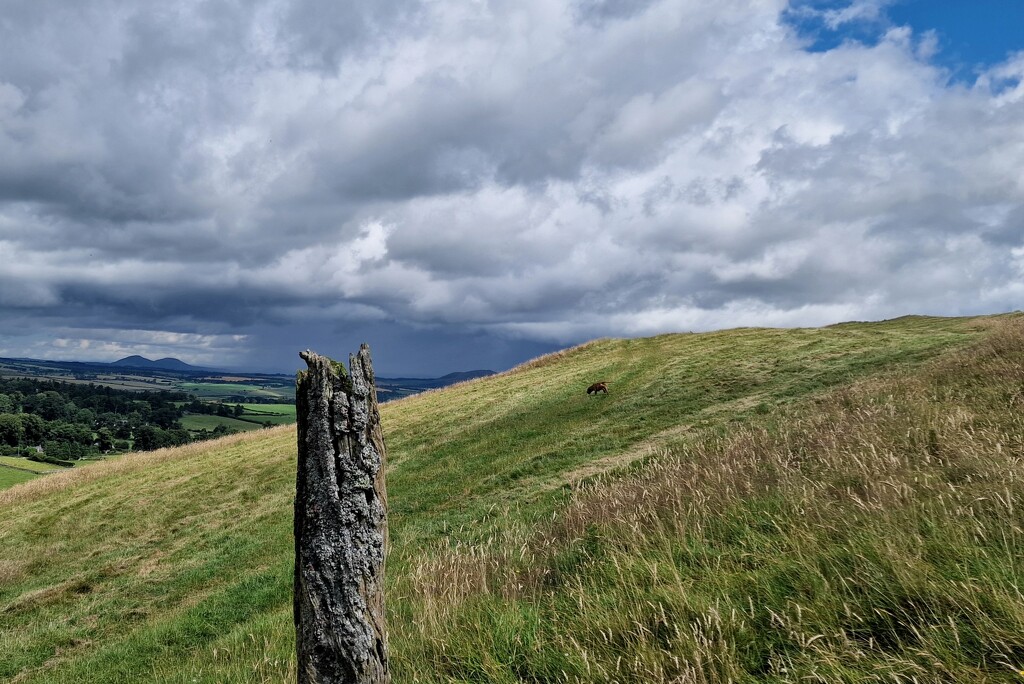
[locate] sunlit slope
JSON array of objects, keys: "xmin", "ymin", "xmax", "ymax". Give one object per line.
[
  {"xmin": 0, "ymin": 430, "xmax": 298, "ymax": 683},
  {"xmin": 383, "ymin": 315, "xmax": 983, "ymax": 544},
  {"xmin": 0, "ymin": 315, "xmax": 992, "ymax": 682}
]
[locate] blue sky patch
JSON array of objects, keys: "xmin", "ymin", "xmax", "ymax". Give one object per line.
[{"xmin": 784, "ymin": 0, "xmax": 1024, "ymax": 82}]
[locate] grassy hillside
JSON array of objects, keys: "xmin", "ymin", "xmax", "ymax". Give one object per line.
[{"xmin": 1, "ymin": 315, "xmax": 1021, "ymax": 682}]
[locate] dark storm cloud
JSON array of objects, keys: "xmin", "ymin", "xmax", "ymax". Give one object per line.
[{"xmin": 1, "ymin": 0, "xmax": 1023, "ymax": 372}]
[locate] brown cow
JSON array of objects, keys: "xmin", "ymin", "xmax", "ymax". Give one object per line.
[{"xmin": 586, "ymin": 381, "xmax": 608, "ymax": 395}]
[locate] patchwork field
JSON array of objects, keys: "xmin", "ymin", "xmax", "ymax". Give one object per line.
[
  {"xmin": 237, "ymin": 403, "xmax": 296, "ymax": 424},
  {"xmin": 2, "ymin": 314, "xmax": 1022, "ymax": 682},
  {"xmin": 0, "ymin": 357, "xmax": 297, "ymax": 404},
  {"xmin": 176, "ymin": 382, "xmax": 292, "ymax": 401},
  {"xmin": 179, "ymin": 405, "xmax": 297, "ymax": 436},
  {"xmin": 178, "ymin": 414, "xmax": 267, "ymax": 433}
]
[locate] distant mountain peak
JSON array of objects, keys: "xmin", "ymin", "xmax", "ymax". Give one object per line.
[
  {"xmin": 112, "ymin": 355, "xmax": 200, "ymax": 371},
  {"xmin": 113, "ymin": 355, "xmax": 149, "ymax": 364}
]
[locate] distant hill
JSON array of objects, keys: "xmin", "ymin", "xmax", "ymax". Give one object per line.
[
  {"xmin": 375, "ymin": 369, "xmax": 495, "ymax": 400},
  {"xmin": 438, "ymin": 369, "xmax": 495, "ymax": 382},
  {"xmin": 0, "ymin": 354, "xmax": 492, "ymax": 403},
  {"xmin": 111, "ymin": 355, "xmax": 203, "ymax": 371}
]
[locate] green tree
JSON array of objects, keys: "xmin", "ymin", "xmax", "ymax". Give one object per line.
[
  {"xmin": 133, "ymin": 425, "xmax": 166, "ymax": 451},
  {"xmin": 0, "ymin": 414, "xmax": 24, "ymax": 447},
  {"xmin": 41, "ymin": 440, "xmax": 91, "ymax": 461},
  {"xmin": 97, "ymin": 427, "xmax": 115, "ymax": 452},
  {"xmin": 28, "ymin": 390, "xmax": 70, "ymax": 420},
  {"xmin": 74, "ymin": 408, "xmax": 96, "ymax": 427},
  {"xmin": 0, "ymin": 394, "xmax": 13, "ymax": 414},
  {"xmin": 18, "ymin": 413, "xmax": 46, "ymax": 445},
  {"xmin": 151, "ymin": 406, "xmax": 181, "ymax": 429},
  {"xmin": 47, "ymin": 421, "xmax": 93, "ymax": 446},
  {"xmin": 98, "ymin": 412, "xmax": 119, "ymax": 429},
  {"xmin": 166, "ymin": 429, "xmax": 191, "ymax": 446}
]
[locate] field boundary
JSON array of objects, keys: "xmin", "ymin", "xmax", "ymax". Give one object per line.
[{"xmin": 0, "ymin": 462, "xmax": 50, "ymax": 476}]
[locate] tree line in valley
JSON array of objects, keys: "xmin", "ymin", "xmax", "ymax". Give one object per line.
[{"xmin": 0, "ymin": 377, "xmax": 257, "ymax": 465}]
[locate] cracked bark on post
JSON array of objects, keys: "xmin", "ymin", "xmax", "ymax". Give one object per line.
[{"xmin": 294, "ymin": 344, "xmax": 390, "ymax": 684}]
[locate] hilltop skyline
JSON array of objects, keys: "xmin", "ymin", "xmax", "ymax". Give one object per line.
[{"xmin": 1, "ymin": 0, "xmax": 1022, "ymax": 375}]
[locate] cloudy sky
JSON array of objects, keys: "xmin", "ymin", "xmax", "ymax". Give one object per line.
[{"xmin": 1, "ymin": 0, "xmax": 1022, "ymax": 375}]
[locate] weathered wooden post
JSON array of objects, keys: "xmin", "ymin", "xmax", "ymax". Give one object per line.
[{"xmin": 294, "ymin": 344, "xmax": 390, "ymax": 684}]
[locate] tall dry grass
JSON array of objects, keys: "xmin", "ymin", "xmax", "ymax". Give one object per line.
[
  {"xmin": 391, "ymin": 317, "xmax": 1024, "ymax": 682},
  {"xmin": 0, "ymin": 425, "xmax": 294, "ymax": 508}
]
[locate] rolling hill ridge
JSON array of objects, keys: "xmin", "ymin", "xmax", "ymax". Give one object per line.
[
  {"xmin": 1, "ymin": 314, "xmax": 1022, "ymax": 682},
  {"xmin": 111, "ymin": 356, "xmax": 206, "ymax": 371}
]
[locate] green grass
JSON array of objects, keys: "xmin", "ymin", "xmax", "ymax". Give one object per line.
[
  {"xmin": 179, "ymin": 414, "xmax": 266, "ymax": 433},
  {"xmin": 179, "ymin": 405, "xmax": 294, "ymax": 434},
  {"xmin": 0, "ymin": 465, "xmax": 37, "ymax": 489},
  {"xmin": 0, "ymin": 456, "xmax": 66, "ymax": 474},
  {"xmin": 0, "ymin": 456, "xmax": 66, "ymax": 490},
  {"xmin": 2, "ymin": 314, "xmax": 1022, "ymax": 682},
  {"xmin": 238, "ymin": 403, "xmax": 296, "ymax": 425},
  {"xmin": 383, "ymin": 315, "xmax": 982, "ymax": 546}
]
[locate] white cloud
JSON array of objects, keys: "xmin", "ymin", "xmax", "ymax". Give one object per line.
[
  {"xmin": 0, "ymin": 0, "xmax": 1022, "ymax": 370},
  {"xmin": 821, "ymin": 0, "xmax": 893, "ymax": 29}
]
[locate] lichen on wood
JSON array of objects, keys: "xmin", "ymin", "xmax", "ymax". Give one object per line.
[{"xmin": 294, "ymin": 344, "xmax": 389, "ymax": 684}]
